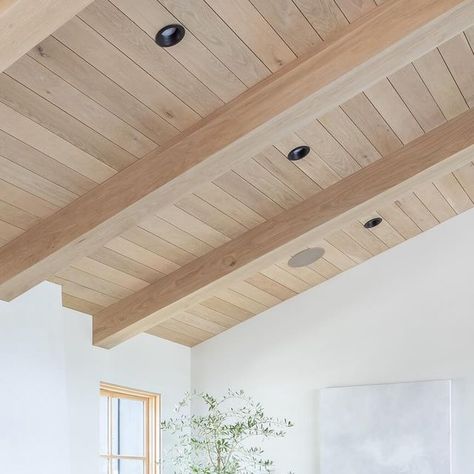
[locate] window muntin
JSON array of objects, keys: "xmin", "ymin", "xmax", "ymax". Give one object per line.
[{"xmin": 100, "ymin": 384, "xmax": 159, "ymax": 474}]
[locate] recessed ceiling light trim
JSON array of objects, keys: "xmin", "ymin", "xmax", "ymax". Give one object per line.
[
  {"xmin": 288, "ymin": 247, "xmax": 325, "ymax": 268},
  {"xmin": 155, "ymin": 24, "xmax": 186, "ymax": 47},
  {"xmin": 287, "ymin": 145, "xmax": 310, "ymax": 161},
  {"xmin": 364, "ymin": 217, "xmax": 383, "ymax": 229}
]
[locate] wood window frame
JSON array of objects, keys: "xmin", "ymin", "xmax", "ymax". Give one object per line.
[{"xmin": 100, "ymin": 382, "xmax": 161, "ymax": 474}]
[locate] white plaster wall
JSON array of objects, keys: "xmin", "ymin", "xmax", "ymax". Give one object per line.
[
  {"xmin": 0, "ymin": 283, "xmax": 71, "ymax": 474},
  {"xmin": 0, "ymin": 282, "xmax": 191, "ymax": 474},
  {"xmin": 192, "ymin": 209, "xmax": 474, "ymax": 474}
]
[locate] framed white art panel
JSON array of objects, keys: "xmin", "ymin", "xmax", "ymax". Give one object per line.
[{"xmin": 320, "ymin": 380, "xmax": 451, "ymax": 474}]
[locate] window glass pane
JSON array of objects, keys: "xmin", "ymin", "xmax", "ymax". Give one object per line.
[
  {"xmin": 112, "ymin": 398, "xmax": 145, "ymax": 456},
  {"xmin": 100, "ymin": 396, "xmax": 108, "ymax": 455},
  {"xmin": 111, "ymin": 398, "xmax": 119, "ymax": 455},
  {"xmin": 100, "ymin": 457, "xmax": 109, "ymax": 474},
  {"xmin": 112, "ymin": 459, "xmax": 144, "ymax": 474}
]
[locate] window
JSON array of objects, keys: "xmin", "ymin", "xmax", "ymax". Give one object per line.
[{"xmin": 100, "ymin": 383, "xmax": 160, "ymax": 474}]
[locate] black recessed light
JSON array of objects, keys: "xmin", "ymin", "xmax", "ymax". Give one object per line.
[
  {"xmin": 155, "ymin": 24, "xmax": 186, "ymax": 47},
  {"xmin": 287, "ymin": 145, "xmax": 310, "ymax": 161},
  {"xmin": 364, "ymin": 217, "xmax": 383, "ymax": 229}
]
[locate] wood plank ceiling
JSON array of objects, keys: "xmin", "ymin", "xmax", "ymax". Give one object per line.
[{"xmin": 1, "ymin": 0, "xmax": 474, "ymax": 346}]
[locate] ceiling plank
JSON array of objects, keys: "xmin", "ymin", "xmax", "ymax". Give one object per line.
[
  {"xmin": 93, "ymin": 108, "xmax": 474, "ymax": 348},
  {"xmin": 0, "ymin": 0, "xmax": 94, "ymax": 73},
  {"xmin": 0, "ymin": 0, "xmax": 473, "ymax": 302}
]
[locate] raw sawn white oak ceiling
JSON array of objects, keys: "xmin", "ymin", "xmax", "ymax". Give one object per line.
[{"xmin": 0, "ymin": 0, "xmax": 474, "ymax": 347}]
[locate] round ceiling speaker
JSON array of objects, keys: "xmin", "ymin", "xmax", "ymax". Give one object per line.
[{"xmin": 288, "ymin": 247, "xmax": 325, "ymax": 268}]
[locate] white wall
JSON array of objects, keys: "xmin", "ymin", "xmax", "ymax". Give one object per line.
[
  {"xmin": 0, "ymin": 282, "xmax": 191, "ymax": 474},
  {"xmin": 0, "ymin": 282, "xmax": 71, "ymax": 474},
  {"xmin": 192, "ymin": 209, "xmax": 474, "ymax": 474}
]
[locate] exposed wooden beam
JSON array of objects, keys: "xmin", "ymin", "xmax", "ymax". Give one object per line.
[
  {"xmin": 1, "ymin": 0, "xmax": 473, "ymax": 302},
  {"xmin": 0, "ymin": 0, "xmax": 94, "ymax": 73},
  {"xmin": 94, "ymin": 109, "xmax": 474, "ymax": 347}
]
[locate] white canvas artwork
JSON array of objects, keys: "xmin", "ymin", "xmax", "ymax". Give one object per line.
[{"xmin": 320, "ymin": 380, "xmax": 451, "ymax": 474}]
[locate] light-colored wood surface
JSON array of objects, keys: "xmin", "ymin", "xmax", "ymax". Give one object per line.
[
  {"xmin": 93, "ymin": 109, "xmax": 474, "ymax": 347},
  {"xmin": 1, "ymin": 0, "xmax": 472, "ymax": 303},
  {"xmin": 0, "ymin": 0, "xmax": 95, "ymax": 72},
  {"xmin": 146, "ymin": 158, "xmax": 474, "ymax": 347},
  {"xmin": 0, "ymin": 0, "xmax": 474, "ymax": 347}
]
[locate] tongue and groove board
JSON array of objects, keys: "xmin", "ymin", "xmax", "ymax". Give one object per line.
[{"xmin": 0, "ymin": 0, "xmax": 473, "ymax": 346}]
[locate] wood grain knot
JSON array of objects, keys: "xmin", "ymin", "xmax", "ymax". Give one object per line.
[
  {"xmin": 223, "ymin": 255, "xmax": 237, "ymax": 267},
  {"xmin": 37, "ymin": 46, "xmax": 47, "ymax": 57}
]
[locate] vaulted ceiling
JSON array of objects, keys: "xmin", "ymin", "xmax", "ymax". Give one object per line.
[{"xmin": 1, "ymin": 0, "xmax": 474, "ymax": 347}]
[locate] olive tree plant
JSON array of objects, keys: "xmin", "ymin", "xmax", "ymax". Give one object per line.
[{"xmin": 161, "ymin": 390, "xmax": 294, "ymax": 473}]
